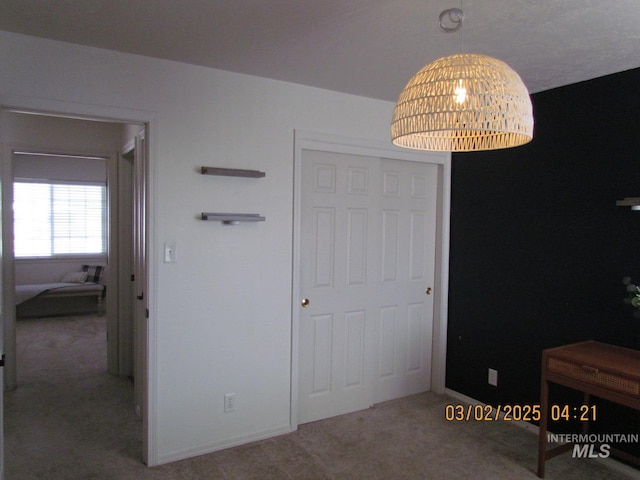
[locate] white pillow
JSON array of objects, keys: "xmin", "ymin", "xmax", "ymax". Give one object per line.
[{"xmin": 61, "ymin": 271, "xmax": 88, "ymax": 283}]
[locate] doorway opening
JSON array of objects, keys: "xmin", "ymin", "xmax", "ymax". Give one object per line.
[{"xmin": 1, "ymin": 109, "xmax": 149, "ymax": 470}]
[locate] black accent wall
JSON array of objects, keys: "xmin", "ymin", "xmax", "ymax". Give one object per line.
[{"xmin": 447, "ymin": 68, "xmax": 640, "ymax": 445}]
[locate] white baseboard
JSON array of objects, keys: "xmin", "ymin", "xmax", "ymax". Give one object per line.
[{"xmin": 156, "ymin": 424, "xmax": 294, "ymax": 466}]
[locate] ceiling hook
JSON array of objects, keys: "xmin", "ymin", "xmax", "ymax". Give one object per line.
[{"xmin": 439, "ymin": 8, "xmax": 464, "ymax": 33}]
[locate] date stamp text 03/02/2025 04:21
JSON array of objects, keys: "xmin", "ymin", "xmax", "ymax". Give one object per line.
[{"xmin": 444, "ymin": 403, "xmax": 597, "ymax": 422}]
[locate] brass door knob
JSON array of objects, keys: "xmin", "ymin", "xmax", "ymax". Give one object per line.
[
  {"xmin": 425, "ymin": 288, "xmax": 432, "ymax": 295},
  {"xmin": 301, "ymin": 298, "xmax": 310, "ymax": 307}
]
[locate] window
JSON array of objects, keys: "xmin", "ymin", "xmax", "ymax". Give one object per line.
[{"xmin": 14, "ymin": 181, "xmax": 107, "ymax": 258}]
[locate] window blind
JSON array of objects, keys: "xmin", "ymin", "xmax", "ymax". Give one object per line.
[{"xmin": 14, "ymin": 181, "xmax": 106, "ymax": 258}]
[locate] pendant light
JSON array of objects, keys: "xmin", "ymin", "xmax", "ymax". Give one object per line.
[{"xmin": 391, "ymin": 8, "xmax": 534, "ymax": 152}]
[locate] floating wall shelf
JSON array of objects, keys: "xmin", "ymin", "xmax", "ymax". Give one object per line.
[
  {"xmin": 201, "ymin": 166, "xmax": 266, "ymax": 178},
  {"xmin": 200, "ymin": 167, "xmax": 265, "ymax": 223},
  {"xmin": 201, "ymin": 212, "xmax": 266, "ymax": 224}
]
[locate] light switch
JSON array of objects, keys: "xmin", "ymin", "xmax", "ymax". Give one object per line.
[{"xmin": 164, "ymin": 242, "xmax": 176, "ymax": 263}]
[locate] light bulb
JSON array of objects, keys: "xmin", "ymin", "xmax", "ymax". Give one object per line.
[{"xmin": 454, "ymin": 79, "xmax": 467, "ymax": 104}]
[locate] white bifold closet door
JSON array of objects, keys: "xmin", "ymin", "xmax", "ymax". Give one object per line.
[{"xmin": 298, "ymin": 149, "xmax": 438, "ymax": 424}]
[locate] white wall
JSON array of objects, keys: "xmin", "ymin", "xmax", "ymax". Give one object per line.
[
  {"xmin": 121, "ymin": 123, "xmax": 145, "ymax": 150},
  {"xmin": 0, "ymin": 31, "xmax": 407, "ymax": 465},
  {"xmin": 1, "ymin": 112, "xmax": 122, "ymax": 152},
  {"xmin": 13, "ymin": 153, "xmax": 106, "ymax": 183}
]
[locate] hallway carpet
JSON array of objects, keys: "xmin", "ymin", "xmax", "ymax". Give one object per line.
[{"xmin": 5, "ymin": 315, "xmax": 639, "ymax": 479}]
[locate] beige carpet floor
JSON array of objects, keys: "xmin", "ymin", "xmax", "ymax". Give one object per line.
[{"xmin": 5, "ymin": 314, "xmax": 639, "ymax": 479}]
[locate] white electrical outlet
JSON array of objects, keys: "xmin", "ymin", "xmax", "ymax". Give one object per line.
[
  {"xmin": 224, "ymin": 393, "xmax": 236, "ymax": 412},
  {"xmin": 488, "ymin": 368, "xmax": 498, "ymax": 387}
]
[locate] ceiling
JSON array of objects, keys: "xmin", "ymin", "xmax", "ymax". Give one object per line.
[{"xmin": 1, "ymin": 0, "xmax": 639, "ymax": 102}]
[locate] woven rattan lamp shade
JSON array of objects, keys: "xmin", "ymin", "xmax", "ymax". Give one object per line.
[{"xmin": 391, "ymin": 53, "xmax": 534, "ymax": 152}]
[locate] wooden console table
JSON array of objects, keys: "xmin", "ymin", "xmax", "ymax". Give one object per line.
[{"xmin": 538, "ymin": 340, "xmax": 640, "ymax": 477}]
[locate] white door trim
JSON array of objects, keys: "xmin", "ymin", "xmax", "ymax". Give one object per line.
[
  {"xmin": 291, "ymin": 130, "xmax": 451, "ymax": 428},
  {"xmin": 0, "ymin": 94, "xmax": 158, "ymax": 466}
]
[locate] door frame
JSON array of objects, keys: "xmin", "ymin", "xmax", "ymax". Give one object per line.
[
  {"xmin": 291, "ymin": 130, "xmax": 451, "ymax": 428},
  {"xmin": 0, "ymin": 94, "xmax": 157, "ymax": 466}
]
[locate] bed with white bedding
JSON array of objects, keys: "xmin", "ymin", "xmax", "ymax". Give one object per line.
[{"xmin": 16, "ymin": 265, "xmax": 106, "ymax": 317}]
